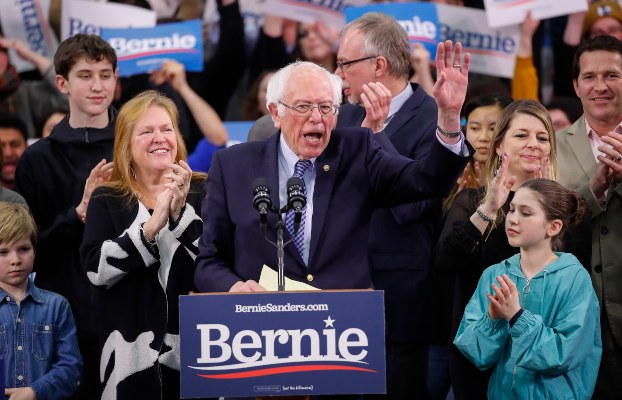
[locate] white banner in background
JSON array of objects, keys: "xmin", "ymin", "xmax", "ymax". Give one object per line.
[
  {"xmin": 530, "ymin": 0, "xmax": 588, "ymax": 21},
  {"xmin": 483, "ymin": 0, "xmax": 588, "ymax": 28},
  {"xmin": 437, "ymin": 4, "xmax": 520, "ymax": 78},
  {"xmin": 262, "ymin": 0, "xmax": 370, "ymax": 30},
  {"xmin": 0, "ymin": 0, "xmax": 58, "ymax": 73},
  {"xmin": 60, "ymin": 0, "xmax": 157, "ymax": 40}
]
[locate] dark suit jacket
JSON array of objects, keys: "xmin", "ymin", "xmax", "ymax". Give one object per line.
[
  {"xmin": 337, "ymin": 84, "xmax": 440, "ymax": 343},
  {"xmin": 195, "ymin": 126, "xmax": 468, "ymax": 293}
]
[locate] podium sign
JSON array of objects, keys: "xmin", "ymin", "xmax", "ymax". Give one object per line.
[{"xmin": 179, "ymin": 290, "xmax": 386, "ymax": 398}]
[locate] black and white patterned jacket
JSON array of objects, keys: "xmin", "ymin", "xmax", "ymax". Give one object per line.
[{"xmin": 80, "ymin": 180, "xmax": 205, "ymax": 400}]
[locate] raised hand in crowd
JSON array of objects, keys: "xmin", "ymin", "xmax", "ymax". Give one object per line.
[
  {"xmin": 477, "ymin": 153, "xmax": 516, "ymax": 217},
  {"xmin": 409, "ymin": 42, "xmax": 435, "ymax": 96},
  {"xmin": 474, "ymin": 149, "xmax": 548, "ymax": 220},
  {"xmin": 151, "ymin": 60, "xmax": 228, "ymax": 146},
  {"xmin": 360, "ymin": 81, "xmax": 392, "ymax": 133},
  {"xmin": 262, "ymin": 13, "xmax": 298, "ymax": 44},
  {"xmin": 0, "ymin": 34, "xmax": 52, "ymax": 74},
  {"xmin": 433, "ymin": 40, "xmax": 470, "ymax": 142},
  {"xmin": 309, "ymin": 19, "xmax": 340, "ymax": 51},
  {"xmin": 563, "ymin": 10, "xmax": 587, "ymax": 46},
  {"xmin": 150, "ymin": 59, "xmax": 189, "ymax": 92},
  {"xmin": 517, "ymin": 12, "xmax": 540, "ymax": 59},
  {"xmin": 457, "ymin": 161, "xmax": 483, "ymax": 192},
  {"xmin": 512, "ymin": 11, "xmax": 541, "ymax": 101},
  {"xmin": 76, "ymin": 159, "xmax": 113, "ymax": 222}
]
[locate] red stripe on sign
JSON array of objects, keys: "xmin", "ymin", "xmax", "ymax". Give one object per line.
[
  {"xmin": 280, "ymin": 0, "xmax": 342, "ymax": 17},
  {"xmin": 197, "ymin": 365, "xmax": 377, "ymax": 379},
  {"xmin": 118, "ymin": 49, "xmax": 199, "ymax": 61},
  {"xmin": 499, "ymin": 0, "xmax": 535, "ymax": 9},
  {"xmin": 465, "ymin": 48, "xmax": 515, "ymax": 59}
]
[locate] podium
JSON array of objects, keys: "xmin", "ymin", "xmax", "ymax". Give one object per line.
[{"xmin": 179, "ymin": 290, "xmax": 386, "ymax": 398}]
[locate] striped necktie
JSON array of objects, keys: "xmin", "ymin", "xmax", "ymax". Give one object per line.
[{"xmin": 285, "ymin": 159, "xmax": 311, "ymax": 258}]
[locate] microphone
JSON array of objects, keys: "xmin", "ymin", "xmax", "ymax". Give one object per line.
[
  {"xmin": 252, "ymin": 178, "xmax": 272, "ymax": 225},
  {"xmin": 287, "ymin": 177, "xmax": 307, "ymax": 233}
]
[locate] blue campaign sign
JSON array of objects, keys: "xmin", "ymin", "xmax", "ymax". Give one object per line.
[
  {"xmin": 344, "ymin": 3, "xmax": 439, "ymax": 59},
  {"xmin": 179, "ymin": 290, "xmax": 386, "ymax": 398},
  {"xmin": 223, "ymin": 121, "xmax": 255, "ymax": 143},
  {"xmin": 101, "ymin": 20, "xmax": 203, "ymax": 77}
]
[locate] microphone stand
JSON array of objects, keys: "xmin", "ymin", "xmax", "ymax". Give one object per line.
[
  {"xmin": 261, "ymin": 207, "xmax": 294, "ymax": 292},
  {"xmin": 276, "ymin": 217, "xmax": 286, "ymax": 292},
  {"xmin": 254, "ymin": 176, "xmax": 306, "ymax": 292}
]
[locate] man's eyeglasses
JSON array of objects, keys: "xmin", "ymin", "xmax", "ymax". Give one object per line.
[
  {"xmin": 336, "ymin": 55, "xmax": 377, "ymax": 71},
  {"xmin": 278, "ymin": 101, "xmax": 339, "ymax": 116}
]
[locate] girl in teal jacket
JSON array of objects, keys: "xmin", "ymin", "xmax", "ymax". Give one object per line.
[{"xmin": 454, "ymin": 178, "xmax": 601, "ymax": 399}]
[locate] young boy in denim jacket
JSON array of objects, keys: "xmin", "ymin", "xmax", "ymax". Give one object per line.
[{"xmin": 0, "ymin": 203, "xmax": 82, "ymax": 399}]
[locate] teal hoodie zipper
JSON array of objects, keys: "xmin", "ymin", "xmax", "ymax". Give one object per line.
[{"xmin": 511, "ymin": 268, "xmax": 549, "ymax": 397}]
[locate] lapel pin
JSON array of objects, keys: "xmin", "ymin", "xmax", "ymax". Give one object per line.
[{"xmin": 323, "ymin": 164, "xmax": 330, "ymax": 172}]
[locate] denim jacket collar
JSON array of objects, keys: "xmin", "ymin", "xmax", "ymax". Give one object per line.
[{"xmin": 0, "ymin": 279, "xmax": 45, "ymax": 304}]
